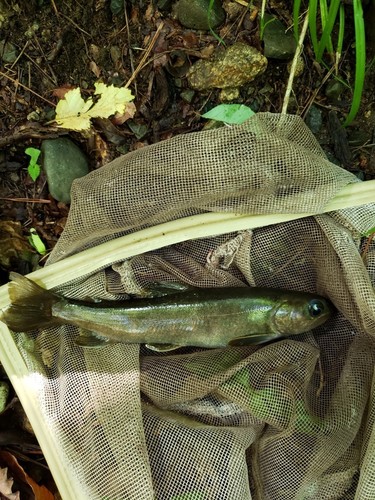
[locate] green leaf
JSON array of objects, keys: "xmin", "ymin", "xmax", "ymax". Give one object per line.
[
  {"xmin": 28, "ymin": 229, "xmax": 46, "ymax": 255},
  {"xmin": 363, "ymin": 226, "xmax": 375, "ymax": 236},
  {"xmin": 25, "ymin": 147, "xmax": 41, "ymax": 182},
  {"xmin": 202, "ymin": 104, "xmax": 255, "ymax": 124},
  {"xmin": 127, "ymin": 120, "xmax": 149, "ymax": 139},
  {"xmin": 28, "ymin": 163, "xmax": 40, "ymax": 182},
  {"xmin": 25, "ymin": 147, "xmax": 41, "ymax": 165},
  {"xmin": 343, "ymin": 0, "xmax": 366, "ymax": 126}
]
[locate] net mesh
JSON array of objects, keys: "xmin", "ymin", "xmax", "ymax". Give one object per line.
[{"xmin": 13, "ymin": 113, "xmax": 375, "ymax": 499}]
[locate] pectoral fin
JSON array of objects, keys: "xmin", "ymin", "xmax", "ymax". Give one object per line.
[
  {"xmin": 229, "ymin": 334, "xmax": 280, "ymax": 346},
  {"xmin": 75, "ymin": 331, "xmax": 111, "ymax": 348},
  {"xmin": 145, "ymin": 343, "xmax": 183, "ymax": 352}
]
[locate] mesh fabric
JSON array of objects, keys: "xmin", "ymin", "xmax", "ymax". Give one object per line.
[{"xmin": 14, "ymin": 113, "xmax": 375, "ymax": 499}]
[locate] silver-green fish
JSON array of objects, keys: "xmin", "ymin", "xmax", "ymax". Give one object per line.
[{"xmin": 0, "ymin": 272, "xmax": 332, "ymax": 350}]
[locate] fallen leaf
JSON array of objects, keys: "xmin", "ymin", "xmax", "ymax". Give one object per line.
[
  {"xmin": 89, "ymin": 60, "xmax": 101, "ymax": 78},
  {"xmin": 55, "ymin": 87, "xmax": 94, "ymax": 130},
  {"xmin": 0, "ymin": 221, "xmax": 33, "ymax": 268},
  {"xmin": 0, "ymin": 452, "xmax": 54, "ymax": 500},
  {"xmin": 112, "ymin": 101, "xmax": 136, "ymax": 125},
  {"xmin": 0, "ymin": 467, "xmax": 19, "ymax": 500},
  {"xmin": 55, "ymin": 83, "xmax": 135, "ymax": 131},
  {"xmin": 52, "ymin": 85, "xmax": 75, "ymax": 100},
  {"xmin": 91, "ymin": 83, "xmax": 133, "ymax": 118}
]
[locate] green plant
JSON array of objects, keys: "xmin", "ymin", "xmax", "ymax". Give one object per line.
[
  {"xmin": 28, "ymin": 228, "xmax": 46, "ymax": 255},
  {"xmin": 208, "ymin": 0, "xmax": 226, "ymax": 45},
  {"xmin": 259, "ymin": 0, "xmax": 276, "ymax": 40},
  {"xmin": 202, "ymin": 103, "xmax": 255, "ymax": 124},
  {"xmin": 293, "ymin": 0, "xmax": 366, "ymax": 126},
  {"xmin": 25, "ymin": 147, "xmax": 41, "ymax": 182}
]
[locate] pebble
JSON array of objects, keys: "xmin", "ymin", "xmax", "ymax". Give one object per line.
[
  {"xmin": 219, "ymin": 87, "xmax": 240, "ymax": 101},
  {"xmin": 187, "ymin": 42, "xmax": 267, "ymax": 90},
  {"xmin": 287, "ymin": 56, "xmax": 304, "ymax": 77},
  {"xmin": 41, "ymin": 138, "xmax": 89, "ymax": 204},
  {"xmin": 325, "ymin": 80, "xmax": 346, "ymax": 101},
  {"xmin": 180, "ymin": 89, "xmax": 195, "ymax": 103},
  {"xmin": 262, "ymin": 15, "xmax": 296, "ymax": 60},
  {"xmin": 175, "ymin": 0, "xmax": 225, "ymax": 30},
  {"xmin": 305, "ymin": 105, "xmax": 323, "ymax": 135}
]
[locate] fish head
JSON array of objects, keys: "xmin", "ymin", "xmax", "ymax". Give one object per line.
[{"xmin": 271, "ymin": 294, "xmax": 332, "ymax": 335}]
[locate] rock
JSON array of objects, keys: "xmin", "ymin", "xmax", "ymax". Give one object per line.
[
  {"xmin": 325, "ymin": 80, "xmax": 345, "ymax": 101},
  {"xmin": 180, "ymin": 89, "xmax": 195, "ymax": 103},
  {"xmin": 219, "ymin": 87, "xmax": 240, "ymax": 101},
  {"xmin": 41, "ymin": 138, "xmax": 89, "ymax": 204},
  {"xmin": 287, "ymin": 56, "xmax": 304, "ymax": 77},
  {"xmin": 187, "ymin": 42, "xmax": 267, "ymax": 90},
  {"xmin": 223, "ymin": 1, "xmax": 244, "ymax": 21},
  {"xmin": 175, "ymin": 0, "xmax": 225, "ymax": 30},
  {"xmin": 305, "ymin": 105, "xmax": 322, "ymax": 135},
  {"xmin": 262, "ymin": 15, "xmax": 296, "ymax": 60}
]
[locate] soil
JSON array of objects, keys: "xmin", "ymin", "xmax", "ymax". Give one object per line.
[{"xmin": 0, "ymin": 0, "xmax": 374, "ymax": 495}]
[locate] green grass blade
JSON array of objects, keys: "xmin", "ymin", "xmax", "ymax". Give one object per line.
[
  {"xmin": 319, "ymin": 0, "xmax": 334, "ymax": 56},
  {"xmin": 316, "ymin": 0, "xmax": 341, "ymax": 61},
  {"xmin": 308, "ymin": 0, "xmax": 319, "ymax": 56},
  {"xmin": 293, "ymin": 0, "xmax": 302, "ymax": 41},
  {"xmin": 336, "ymin": 3, "xmax": 345, "ymax": 57},
  {"xmin": 343, "ymin": 0, "xmax": 366, "ymax": 126},
  {"xmin": 208, "ymin": 0, "xmax": 226, "ymax": 45}
]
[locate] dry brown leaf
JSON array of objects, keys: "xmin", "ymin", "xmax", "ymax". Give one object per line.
[
  {"xmin": 112, "ymin": 102, "xmax": 137, "ymax": 125},
  {"xmin": 89, "ymin": 61, "xmax": 101, "ymax": 78},
  {"xmin": 0, "ymin": 467, "xmax": 20, "ymax": 500},
  {"xmin": 0, "ymin": 452, "xmax": 53, "ymax": 500},
  {"xmin": 51, "ymin": 85, "xmax": 76, "ymax": 100},
  {"xmin": 0, "ymin": 221, "xmax": 33, "ymax": 268}
]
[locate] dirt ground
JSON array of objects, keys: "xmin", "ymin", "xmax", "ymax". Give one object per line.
[{"xmin": 0, "ymin": 0, "xmax": 374, "ymax": 496}]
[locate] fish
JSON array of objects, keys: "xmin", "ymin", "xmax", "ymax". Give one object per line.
[{"xmin": 0, "ymin": 272, "xmax": 332, "ymax": 350}]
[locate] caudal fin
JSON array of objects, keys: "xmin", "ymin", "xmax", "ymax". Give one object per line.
[{"xmin": 0, "ymin": 272, "xmax": 61, "ymax": 332}]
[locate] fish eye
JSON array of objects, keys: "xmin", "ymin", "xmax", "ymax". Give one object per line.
[{"xmin": 308, "ymin": 299, "xmax": 326, "ymax": 318}]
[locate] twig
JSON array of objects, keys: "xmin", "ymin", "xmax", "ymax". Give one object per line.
[
  {"xmin": 0, "ymin": 70, "xmax": 55, "ymax": 106},
  {"xmin": 282, "ymin": 11, "xmax": 310, "ymax": 114},
  {"xmin": 0, "ymin": 125, "xmax": 63, "ymax": 148},
  {"xmin": 59, "ymin": 12, "xmax": 92, "ymax": 37},
  {"xmin": 301, "ymin": 65, "xmax": 335, "ymax": 119},
  {"xmin": 9, "ymin": 41, "xmax": 29, "ymax": 71},
  {"xmin": 23, "ymin": 49, "xmax": 58, "ymax": 87},
  {"xmin": 50, "ymin": 0, "xmax": 59, "ymax": 16},
  {"xmin": 0, "ymin": 198, "xmax": 51, "ymax": 204},
  {"xmin": 125, "ymin": 21, "xmax": 164, "ymax": 89},
  {"xmin": 31, "ymin": 36, "xmax": 58, "ymax": 85},
  {"xmin": 124, "ymin": 0, "xmax": 137, "ymax": 94}
]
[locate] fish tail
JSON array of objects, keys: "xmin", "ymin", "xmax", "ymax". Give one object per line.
[{"xmin": 0, "ymin": 272, "xmax": 61, "ymax": 332}]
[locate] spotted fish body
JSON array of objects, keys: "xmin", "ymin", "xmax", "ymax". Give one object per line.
[{"xmin": 0, "ymin": 273, "xmax": 332, "ymax": 349}]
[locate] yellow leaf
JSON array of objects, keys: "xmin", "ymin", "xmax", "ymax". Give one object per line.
[
  {"xmin": 90, "ymin": 83, "xmax": 134, "ymax": 117},
  {"xmin": 55, "ymin": 88, "xmax": 94, "ymax": 130},
  {"xmin": 55, "ymin": 84, "xmax": 135, "ymax": 131}
]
